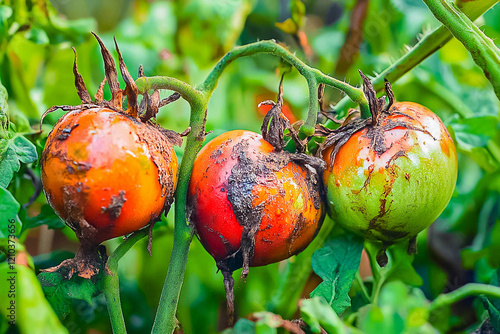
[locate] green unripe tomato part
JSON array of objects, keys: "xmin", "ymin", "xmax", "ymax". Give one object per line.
[{"xmin": 323, "ymin": 102, "xmax": 458, "ymax": 243}]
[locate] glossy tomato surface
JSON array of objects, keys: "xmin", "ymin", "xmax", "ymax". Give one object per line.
[
  {"xmin": 41, "ymin": 108, "xmax": 178, "ymax": 242},
  {"xmin": 323, "ymin": 102, "xmax": 457, "ymax": 242},
  {"xmin": 188, "ymin": 130, "xmax": 324, "ymax": 268}
]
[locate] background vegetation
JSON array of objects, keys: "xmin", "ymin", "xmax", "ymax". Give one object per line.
[{"xmin": 1, "ymin": 0, "xmax": 500, "ymax": 333}]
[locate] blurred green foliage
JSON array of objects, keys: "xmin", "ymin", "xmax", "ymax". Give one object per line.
[{"xmin": 0, "ymin": 0, "xmax": 499, "ymax": 333}]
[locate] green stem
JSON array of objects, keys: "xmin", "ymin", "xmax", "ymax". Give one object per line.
[
  {"xmin": 200, "ymin": 40, "xmax": 369, "ymax": 131},
  {"xmin": 135, "ymin": 76, "xmax": 202, "ymax": 103},
  {"xmin": 355, "ymin": 271, "xmax": 371, "ymax": 303},
  {"xmin": 331, "ymin": 0, "xmax": 498, "ymax": 118},
  {"xmin": 103, "ymin": 271, "xmax": 127, "ymax": 334},
  {"xmin": 364, "ymin": 241, "xmax": 385, "ymax": 305},
  {"xmin": 429, "ymin": 283, "xmax": 500, "ymax": 313},
  {"xmin": 136, "ymin": 77, "xmax": 209, "ymax": 334},
  {"xmin": 423, "ymin": 0, "xmax": 500, "ymax": 99},
  {"xmin": 104, "ymin": 229, "xmax": 149, "ymax": 334}
]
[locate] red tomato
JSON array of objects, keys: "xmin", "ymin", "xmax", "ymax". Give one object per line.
[{"xmin": 188, "ymin": 130, "xmax": 324, "ymax": 270}]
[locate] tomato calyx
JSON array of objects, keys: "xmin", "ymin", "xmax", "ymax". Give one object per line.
[
  {"xmin": 316, "ymin": 71, "xmax": 432, "ymax": 168},
  {"xmin": 42, "ymin": 237, "xmax": 107, "ymax": 280},
  {"xmin": 259, "ymin": 74, "xmax": 306, "ymax": 153}
]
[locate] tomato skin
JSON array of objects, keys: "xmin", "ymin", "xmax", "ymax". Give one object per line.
[
  {"xmin": 323, "ymin": 102, "xmax": 457, "ymax": 242},
  {"xmin": 41, "ymin": 108, "xmax": 178, "ymax": 243},
  {"xmin": 188, "ymin": 130, "xmax": 324, "ymax": 267}
]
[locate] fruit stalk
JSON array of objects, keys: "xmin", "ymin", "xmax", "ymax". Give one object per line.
[{"xmin": 104, "ymin": 229, "xmax": 149, "ymax": 333}]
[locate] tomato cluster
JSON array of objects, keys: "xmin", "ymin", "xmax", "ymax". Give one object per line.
[{"xmin": 40, "ymin": 36, "xmax": 457, "ymax": 317}]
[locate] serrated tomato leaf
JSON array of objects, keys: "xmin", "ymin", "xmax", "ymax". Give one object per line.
[
  {"xmin": 0, "ymin": 186, "xmax": 22, "ymax": 238},
  {"xmin": 0, "ymin": 134, "xmax": 38, "ymax": 188},
  {"xmin": 37, "ymin": 271, "xmax": 102, "ymax": 319},
  {"xmin": 310, "ymin": 233, "xmax": 364, "ymax": 315},
  {"xmin": 481, "ymin": 296, "xmax": 500, "ymax": 332}
]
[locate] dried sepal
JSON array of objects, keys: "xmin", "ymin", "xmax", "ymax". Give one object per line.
[
  {"xmin": 260, "ymin": 75, "xmax": 287, "ymax": 151},
  {"xmin": 72, "ymin": 48, "xmax": 92, "ymax": 104},
  {"xmin": 140, "ymin": 90, "xmax": 160, "ymax": 122},
  {"xmin": 114, "ymin": 37, "xmax": 139, "ymax": 117},
  {"xmin": 159, "ymin": 92, "xmax": 181, "ymax": 108},
  {"xmin": 260, "ymin": 74, "xmax": 306, "ymax": 152},
  {"xmin": 94, "ymin": 77, "xmax": 107, "ymax": 103},
  {"xmin": 92, "ymin": 32, "xmax": 122, "ymax": 109}
]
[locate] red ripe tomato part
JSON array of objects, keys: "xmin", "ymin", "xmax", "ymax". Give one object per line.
[
  {"xmin": 41, "ymin": 108, "xmax": 178, "ymax": 243},
  {"xmin": 187, "ymin": 130, "xmax": 324, "ymax": 271}
]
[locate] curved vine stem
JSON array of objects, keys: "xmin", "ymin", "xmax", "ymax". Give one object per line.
[
  {"xmin": 423, "ymin": 0, "xmax": 500, "ymax": 100},
  {"xmin": 331, "ymin": 0, "xmax": 498, "ymax": 118},
  {"xmin": 429, "ymin": 283, "xmax": 500, "ymax": 313},
  {"xmin": 200, "ymin": 40, "xmax": 370, "ymax": 129},
  {"xmin": 136, "ymin": 76, "xmax": 208, "ymax": 334},
  {"xmin": 104, "ymin": 228, "xmax": 149, "ymax": 334}
]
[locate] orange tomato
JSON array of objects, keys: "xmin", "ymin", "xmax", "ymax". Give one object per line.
[{"xmin": 41, "ymin": 108, "xmax": 178, "ymax": 243}]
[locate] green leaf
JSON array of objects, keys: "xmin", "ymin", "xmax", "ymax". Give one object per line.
[
  {"xmin": 21, "ymin": 204, "xmax": 65, "ymax": 234},
  {"xmin": 0, "ymin": 80, "xmax": 7, "ymax": 137},
  {"xmin": 0, "ymin": 6, "xmax": 12, "ymax": 40},
  {"xmin": 0, "ymin": 134, "xmax": 38, "ymax": 188},
  {"xmin": 450, "ymin": 115, "xmax": 499, "ymax": 148},
  {"xmin": 310, "ymin": 233, "xmax": 364, "ymax": 315},
  {"xmin": 385, "ymin": 243, "xmax": 424, "ymax": 286},
  {"xmin": 300, "ymin": 297, "xmax": 346, "ymax": 334},
  {"xmin": 0, "ymin": 186, "xmax": 22, "ymax": 238},
  {"xmin": 37, "ymin": 271, "xmax": 102, "ymax": 319},
  {"xmin": 0, "ymin": 263, "xmax": 68, "ymax": 334},
  {"xmin": 221, "ymin": 318, "xmax": 256, "ymax": 334},
  {"xmin": 481, "ymin": 296, "xmax": 500, "ymax": 332},
  {"xmin": 25, "ymin": 27, "xmax": 50, "ymax": 45}
]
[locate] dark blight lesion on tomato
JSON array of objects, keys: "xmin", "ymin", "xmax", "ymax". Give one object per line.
[{"xmin": 188, "ymin": 130, "xmax": 324, "ymax": 275}]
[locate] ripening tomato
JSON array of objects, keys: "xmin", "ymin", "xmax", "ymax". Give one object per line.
[
  {"xmin": 323, "ymin": 102, "xmax": 457, "ymax": 243},
  {"xmin": 41, "ymin": 108, "xmax": 178, "ymax": 243},
  {"xmin": 188, "ymin": 130, "xmax": 324, "ymax": 270}
]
